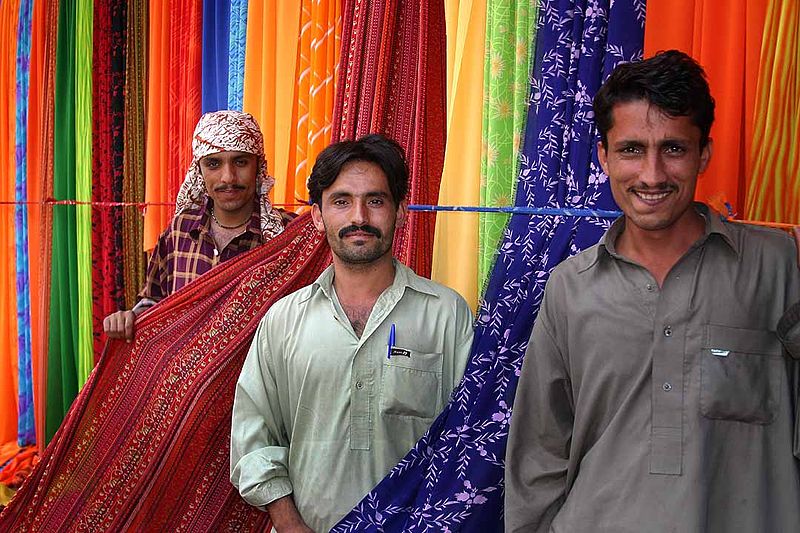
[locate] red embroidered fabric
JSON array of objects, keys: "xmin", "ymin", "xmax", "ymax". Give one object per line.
[
  {"xmin": 333, "ymin": 0, "xmax": 446, "ymax": 278},
  {"xmin": 0, "ymin": 216, "xmax": 331, "ymax": 531},
  {"xmin": 0, "ymin": 0, "xmax": 446, "ymax": 528}
]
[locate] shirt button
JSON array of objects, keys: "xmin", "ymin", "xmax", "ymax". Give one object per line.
[
  {"xmin": 662, "ymin": 382, "xmax": 672, "ymax": 392},
  {"xmin": 645, "ymin": 283, "xmax": 654, "ymax": 292},
  {"xmin": 663, "ymin": 326, "xmax": 672, "ymax": 337},
  {"xmin": 355, "ymin": 381, "xmax": 364, "ymax": 390}
]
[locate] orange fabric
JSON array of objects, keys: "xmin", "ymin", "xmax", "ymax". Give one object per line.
[
  {"xmin": 144, "ymin": 0, "xmax": 170, "ymax": 250},
  {"xmin": 243, "ymin": 1, "xmax": 301, "ymax": 202},
  {"xmin": 285, "ymin": 0, "xmax": 341, "ymax": 206},
  {"xmin": 0, "ymin": 0, "xmax": 21, "ymax": 445},
  {"xmin": 745, "ymin": 0, "xmax": 799, "ymax": 224},
  {"xmin": 27, "ymin": 0, "xmax": 54, "ymax": 454},
  {"xmin": 0, "ymin": 444, "xmax": 37, "ymax": 488},
  {"xmin": 644, "ymin": 0, "xmax": 768, "ymax": 215}
]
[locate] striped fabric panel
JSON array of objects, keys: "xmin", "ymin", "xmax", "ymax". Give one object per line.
[
  {"xmin": 75, "ymin": 0, "xmax": 94, "ymax": 386},
  {"xmin": 14, "ymin": 0, "xmax": 34, "ymax": 446},
  {"xmin": 745, "ymin": 0, "xmax": 799, "ymax": 223},
  {"xmin": 227, "ymin": 0, "xmax": 247, "ymax": 110}
]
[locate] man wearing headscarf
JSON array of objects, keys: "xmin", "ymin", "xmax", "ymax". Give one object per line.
[{"xmin": 103, "ymin": 110, "xmax": 288, "ymax": 340}]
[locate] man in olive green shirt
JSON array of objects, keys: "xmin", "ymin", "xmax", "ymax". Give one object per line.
[
  {"xmin": 505, "ymin": 51, "xmax": 800, "ymax": 531},
  {"xmin": 231, "ymin": 135, "xmax": 473, "ymax": 532}
]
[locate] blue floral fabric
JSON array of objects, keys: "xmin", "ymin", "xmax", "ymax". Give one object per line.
[
  {"xmin": 15, "ymin": 0, "xmax": 35, "ymax": 447},
  {"xmin": 333, "ymin": 1, "xmax": 645, "ymax": 530}
]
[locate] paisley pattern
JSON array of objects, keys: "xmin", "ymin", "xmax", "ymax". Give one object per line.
[{"xmin": 334, "ymin": 1, "xmax": 645, "ymax": 530}]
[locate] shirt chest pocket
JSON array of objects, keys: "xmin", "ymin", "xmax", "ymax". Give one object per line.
[
  {"xmin": 380, "ymin": 349, "xmax": 443, "ymax": 419},
  {"xmin": 700, "ymin": 324, "xmax": 783, "ymax": 424}
]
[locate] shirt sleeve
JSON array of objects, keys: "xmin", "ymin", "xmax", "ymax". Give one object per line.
[
  {"xmin": 504, "ymin": 283, "xmax": 574, "ymax": 533},
  {"xmin": 451, "ymin": 296, "xmax": 475, "ymax": 388},
  {"xmin": 137, "ymin": 230, "xmax": 170, "ymax": 305},
  {"xmin": 230, "ymin": 317, "xmax": 294, "ymax": 509}
]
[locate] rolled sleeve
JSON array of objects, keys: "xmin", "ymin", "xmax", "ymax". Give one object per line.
[{"xmin": 231, "ymin": 319, "xmax": 293, "ymax": 508}]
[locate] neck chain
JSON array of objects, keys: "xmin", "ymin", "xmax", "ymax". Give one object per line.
[{"xmin": 210, "ymin": 208, "xmax": 250, "ymax": 230}]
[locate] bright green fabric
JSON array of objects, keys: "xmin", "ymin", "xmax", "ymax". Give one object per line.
[
  {"xmin": 479, "ymin": 0, "xmax": 536, "ymax": 289},
  {"xmin": 47, "ymin": 0, "xmax": 78, "ymax": 443},
  {"xmin": 75, "ymin": 0, "xmax": 93, "ymax": 385}
]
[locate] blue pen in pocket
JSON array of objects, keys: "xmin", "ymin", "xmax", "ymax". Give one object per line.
[{"xmin": 387, "ymin": 323, "xmax": 396, "ymax": 359}]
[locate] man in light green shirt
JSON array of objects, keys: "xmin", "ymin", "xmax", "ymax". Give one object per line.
[{"xmin": 230, "ymin": 134, "xmax": 473, "ymax": 532}]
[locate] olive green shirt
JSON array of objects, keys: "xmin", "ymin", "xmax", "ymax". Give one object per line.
[
  {"xmin": 231, "ymin": 261, "xmax": 473, "ymax": 532},
  {"xmin": 506, "ymin": 204, "xmax": 800, "ymax": 532}
]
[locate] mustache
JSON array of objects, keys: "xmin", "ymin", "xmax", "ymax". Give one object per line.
[
  {"xmin": 628, "ymin": 183, "xmax": 678, "ymax": 193},
  {"xmin": 213, "ymin": 184, "xmax": 247, "ymax": 192},
  {"xmin": 338, "ymin": 225, "xmax": 382, "ymax": 239}
]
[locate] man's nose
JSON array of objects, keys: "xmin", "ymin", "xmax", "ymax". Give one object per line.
[
  {"xmin": 640, "ymin": 153, "xmax": 667, "ymax": 186},
  {"xmin": 219, "ymin": 162, "xmax": 236, "ymax": 183},
  {"xmin": 351, "ymin": 200, "xmax": 368, "ymax": 224}
]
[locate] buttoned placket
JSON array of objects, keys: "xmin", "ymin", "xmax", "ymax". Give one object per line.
[
  {"xmin": 647, "ymin": 250, "xmax": 701, "ymax": 476},
  {"xmin": 327, "ymin": 280, "xmax": 405, "ymax": 452}
]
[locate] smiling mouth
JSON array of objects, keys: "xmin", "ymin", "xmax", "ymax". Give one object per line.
[{"xmin": 632, "ymin": 189, "xmax": 673, "ymax": 203}]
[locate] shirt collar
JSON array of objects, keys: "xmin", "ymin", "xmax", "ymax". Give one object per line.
[
  {"xmin": 586, "ymin": 202, "xmax": 739, "ymax": 271},
  {"xmin": 307, "ymin": 259, "xmax": 437, "ymax": 303}
]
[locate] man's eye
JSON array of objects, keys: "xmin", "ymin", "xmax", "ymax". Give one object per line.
[
  {"xmin": 620, "ymin": 146, "xmax": 642, "ymax": 155},
  {"xmin": 203, "ymin": 160, "xmax": 220, "ymax": 168},
  {"xmin": 235, "ymin": 158, "xmax": 250, "ymax": 167},
  {"xmin": 664, "ymin": 145, "xmax": 686, "ymax": 155},
  {"xmin": 333, "ymin": 199, "xmax": 348, "ymax": 206},
  {"xmin": 368, "ymin": 199, "xmax": 384, "ymax": 206}
]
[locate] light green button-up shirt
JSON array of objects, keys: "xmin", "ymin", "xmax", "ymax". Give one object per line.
[{"xmin": 231, "ymin": 261, "xmax": 474, "ymax": 532}]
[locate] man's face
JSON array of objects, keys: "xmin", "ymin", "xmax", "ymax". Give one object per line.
[
  {"xmin": 311, "ymin": 161, "xmax": 407, "ymax": 265},
  {"xmin": 199, "ymin": 151, "xmax": 258, "ymax": 217},
  {"xmin": 598, "ymin": 99, "xmax": 712, "ymax": 234}
]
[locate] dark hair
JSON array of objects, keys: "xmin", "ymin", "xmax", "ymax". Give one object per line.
[
  {"xmin": 307, "ymin": 133, "xmax": 409, "ymax": 206},
  {"xmin": 593, "ymin": 50, "xmax": 715, "ymax": 148}
]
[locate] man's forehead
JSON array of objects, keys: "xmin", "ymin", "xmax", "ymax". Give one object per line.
[
  {"xmin": 200, "ymin": 150, "xmax": 257, "ymax": 160},
  {"xmin": 608, "ymin": 100, "xmax": 700, "ymax": 137}
]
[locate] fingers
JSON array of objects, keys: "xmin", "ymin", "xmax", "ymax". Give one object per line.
[{"xmin": 103, "ymin": 310, "xmax": 136, "ymax": 341}]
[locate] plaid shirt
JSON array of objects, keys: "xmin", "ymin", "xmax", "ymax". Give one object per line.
[{"xmin": 138, "ymin": 200, "xmax": 264, "ymax": 305}]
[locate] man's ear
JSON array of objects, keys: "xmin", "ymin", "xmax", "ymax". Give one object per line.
[
  {"xmin": 699, "ymin": 138, "xmax": 713, "ymax": 174},
  {"xmin": 597, "ymin": 140, "xmax": 610, "ymax": 175},
  {"xmin": 395, "ymin": 200, "xmax": 409, "ymax": 229},
  {"xmin": 311, "ymin": 203, "xmax": 325, "ymax": 233}
]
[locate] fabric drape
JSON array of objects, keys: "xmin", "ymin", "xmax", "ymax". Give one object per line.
[
  {"xmin": 15, "ymin": 0, "xmax": 34, "ymax": 447},
  {"xmin": 75, "ymin": 0, "xmax": 94, "ymax": 383},
  {"xmin": 92, "ymin": 0, "xmax": 127, "ymax": 359},
  {"xmin": 47, "ymin": 0, "xmax": 79, "ymax": 443},
  {"xmin": 242, "ymin": 1, "xmax": 302, "ymax": 197},
  {"xmin": 285, "ymin": 0, "xmax": 341, "ymax": 206},
  {"xmin": 333, "ymin": 0, "xmax": 447, "ymax": 278},
  {"xmin": 201, "ymin": 0, "xmax": 230, "ymax": 113},
  {"xmin": 478, "ymin": 0, "xmax": 536, "ymax": 289},
  {"xmin": 29, "ymin": 0, "xmax": 59, "ymax": 452},
  {"xmin": 123, "ymin": 0, "xmax": 146, "ymax": 309},
  {"xmin": 0, "ymin": 216, "xmax": 331, "ymax": 531},
  {"xmin": 0, "ymin": 0, "xmax": 22, "ymax": 446},
  {"xmin": 334, "ymin": 1, "xmax": 646, "ymax": 530},
  {"xmin": 143, "ymin": 0, "xmax": 169, "ymax": 254},
  {"xmin": 227, "ymin": 0, "xmax": 247, "ymax": 110},
  {"xmin": 644, "ymin": 0, "xmax": 768, "ymax": 215},
  {"xmin": 431, "ymin": 0, "xmax": 486, "ymax": 312},
  {"xmin": 745, "ymin": 0, "xmax": 799, "ymax": 224}
]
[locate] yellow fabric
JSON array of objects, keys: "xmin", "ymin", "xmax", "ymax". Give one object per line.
[
  {"xmin": 431, "ymin": 0, "xmax": 486, "ymax": 312},
  {"xmin": 745, "ymin": 0, "xmax": 799, "ymax": 224},
  {"xmin": 0, "ymin": 0, "xmax": 21, "ymax": 445},
  {"xmin": 285, "ymin": 0, "xmax": 340, "ymax": 207},
  {"xmin": 243, "ymin": 1, "xmax": 301, "ymax": 206}
]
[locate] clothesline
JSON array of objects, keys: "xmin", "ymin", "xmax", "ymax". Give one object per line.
[{"xmin": 0, "ymin": 200, "xmax": 795, "ymax": 230}]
